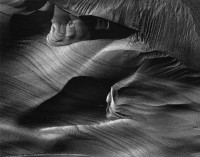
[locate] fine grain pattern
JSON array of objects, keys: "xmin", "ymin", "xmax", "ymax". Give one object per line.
[
  {"xmin": 1, "ymin": 0, "xmax": 200, "ymax": 157},
  {"xmin": 50, "ymin": 0, "xmax": 200, "ymax": 70}
]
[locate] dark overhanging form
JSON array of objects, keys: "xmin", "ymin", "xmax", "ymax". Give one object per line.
[{"xmin": 1, "ymin": 0, "xmax": 200, "ymax": 156}]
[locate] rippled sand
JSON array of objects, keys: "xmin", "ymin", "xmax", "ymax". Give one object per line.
[{"xmin": 1, "ymin": 1, "xmax": 200, "ymax": 156}]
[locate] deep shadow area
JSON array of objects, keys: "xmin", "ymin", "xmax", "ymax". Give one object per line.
[
  {"xmin": 10, "ymin": 10, "xmax": 136, "ymax": 41},
  {"xmin": 10, "ymin": 10, "xmax": 53, "ymax": 38},
  {"xmin": 10, "ymin": 10, "xmax": 134, "ymax": 128},
  {"xmin": 18, "ymin": 77, "xmax": 115, "ymax": 128},
  {"xmin": 80, "ymin": 15, "xmax": 137, "ymax": 39}
]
